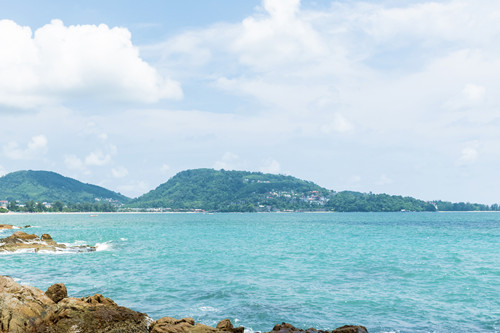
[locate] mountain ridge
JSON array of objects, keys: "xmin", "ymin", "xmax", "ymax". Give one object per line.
[
  {"xmin": 0, "ymin": 170, "xmax": 129, "ymax": 204},
  {"xmin": 0, "ymin": 168, "xmax": 495, "ymax": 212}
]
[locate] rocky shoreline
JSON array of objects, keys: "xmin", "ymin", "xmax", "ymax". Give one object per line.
[
  {"xmin": 0, "ymin": 230, "xmax": 95, "ymax": 253},
  {"xmin": 0, "ymin": 276, "xmax": 368, "ymax": 333}
]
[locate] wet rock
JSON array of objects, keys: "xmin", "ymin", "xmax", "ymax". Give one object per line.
[
  {"xmin": 0, "ymin": 224, "xmax": 16, "ymax": 230},
  {"xmin": 216, "ymin": 319, "xmax": 244, "ymax": 333},
  {"xmin": 0, "ymin": 231, "xmax": 95, "ymax": 253},
  {"xmin": 45, "ymin": 283, "xmax": 67, "ymax": 303},
  {"xmin": 268, "ymin": 323, "xmax": 368, "ymax": 333}
]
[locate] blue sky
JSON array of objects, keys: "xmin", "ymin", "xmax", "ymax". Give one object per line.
[{"xmin": 1, "ymin": 0, "xmax": 499, "ymax": 204}]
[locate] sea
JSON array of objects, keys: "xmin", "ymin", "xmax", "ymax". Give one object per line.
[{"xmin": 0, "ymin": 212, "xmax": 499, "ymax": 333}]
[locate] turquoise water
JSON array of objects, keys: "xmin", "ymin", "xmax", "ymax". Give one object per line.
[{"xmin": 0, "ymin": 212, "xmax": 499, "ymax": 333}]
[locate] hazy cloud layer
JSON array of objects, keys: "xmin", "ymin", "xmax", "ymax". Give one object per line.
[{"xmin": 1, "ymin": 0, "xmax": 500, "ymax": 202}]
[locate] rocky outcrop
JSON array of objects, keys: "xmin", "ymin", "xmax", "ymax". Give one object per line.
[
  {"xmin": 0, "ymin": 276, "xmax": 150, "ymax": 333},
  {"xmin": 0, "ymin": 231, "xmax": 95, "ymax": 253},
  {"xmin": 0, "ymin": 225, "xmax": 17, "ymax": 230},
  {"xmin": 269, "ymin": 323, "xmax": 368, "ymax": 333},
  {"xmin": 149, "ymin": 317, "xmax": 245, "ymax": 333},
  {"xmin": 0, "ymin": 225, "xmax": 30, "ymax": 230},
  {"xmin": 0, "ymin": 276, "xmax": 369, "ymax": 333}
]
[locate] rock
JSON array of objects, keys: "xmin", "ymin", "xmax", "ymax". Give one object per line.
[
  {"xmin": 330, "ymin": 326, "xmax": 369, "ymax": 333},
  {"xmin": 216, "ymin": 319, "xmax": 244, "ymax": 333},
  {"xmin": 0, "ymin": 232, "xmax": 95, "ymax": 253},
  {"xmin": 0, "ymin": 276, "xmax": 369, "ymax": 333},
  {"xmin": 268, "ymin": 323, "xmax": 368, "ymax": 333},
  {"xmin": 0, "ymin": 224, "xmax": 16, "ymax": 230},
  {"xmin": 0, "ymin": 276, "xmax": 151, "ymax": 333},
  {"xmin": 149, "ymin": 318, "xmax": 247, "ymax": 333},
  {"xmin": 150, "ymin": 317, "xmax": 196, "ymax": 333},
  {"xmin": 45, "ymin": 283, "xmax": 68, "ymax": 303},
  {"xmin": 24, "ymin": 225, "xmax": 31, "ymax": 229},
  {"xmin": 0, "ymin": 275, "xmax": 55, "ymax": 332}
]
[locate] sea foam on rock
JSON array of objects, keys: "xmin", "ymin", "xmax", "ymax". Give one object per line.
[
  {"xmin": 0, "ymin": 276, "xmax": 368, "ymax": 333},
  {"xmin": 0, "ymin": 231, "xmax": 95, "ymax": 253}
]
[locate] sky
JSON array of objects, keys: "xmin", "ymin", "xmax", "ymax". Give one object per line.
[{"xmin": 0, "ymin": 0, "xmax": 499, "ymax": 204}]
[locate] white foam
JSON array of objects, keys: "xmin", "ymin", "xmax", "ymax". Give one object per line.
[
  {"xmin": 95, "ymin": 241, "xmax": 113, "ymax": 251},
  {"xmin": 244, "ymin": 328, "xmax": 259, "ymax": 333},
  {"xmin": 62, "ymin": 240, "xmax": 88, "ymax": 247},
  {"xmin": 120, "ymin": 238, "xmax": 128, "ymax": 241},
  {"xmin": 199, "ymin": 306, "xmax": 218, "ymax": 312}
]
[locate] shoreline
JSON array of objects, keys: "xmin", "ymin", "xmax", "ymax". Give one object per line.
[{"xmin": 0, "ymin": 276, "xmax": 368, "ymax": 333}]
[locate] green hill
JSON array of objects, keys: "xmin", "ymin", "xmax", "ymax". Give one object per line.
[
  {"xmin": 325, "ymin": 191, "xmax": 436, "ymax": 212},
  {"xmin": 128, "ymin": 168, "xmax": 331, "ymax": 211},
  {"xmin": 0, "ymin": 170, "xmax": 130, "ymax": 204}
]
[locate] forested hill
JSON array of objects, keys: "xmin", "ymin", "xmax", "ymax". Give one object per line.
[
  {"xmin": 128, "ymin": 168, "xmax": 331, "ymax": 211},
  {"xmin": 128, "ymin": 168, "xmax": 438, "ymax": 212},
  {"xmin": 0, "ymin": 170, "xmax": 130, "ymax": 204}
]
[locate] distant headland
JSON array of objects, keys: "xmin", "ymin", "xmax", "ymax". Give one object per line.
[{"xmin": 0, "ymin": 169, "xmax": 497, "ymax": 213}]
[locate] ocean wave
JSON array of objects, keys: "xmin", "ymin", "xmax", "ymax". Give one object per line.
[
  {"xmin": 95, "ymin": 241, "xmax": 113, "ymax": 251},
  {"xmin": 199, "ymin": 306, "xmax": 219, "ymax": 312}
]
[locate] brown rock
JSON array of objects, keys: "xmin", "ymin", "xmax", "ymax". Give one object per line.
[
  {"xmin": 0, "ymin": 275, "xmax": 151, "ymax": 333},
  {"xmin": 150, "ymin": 317, "xmax": 197, "ymax": 333},
  {"xmin": 267, "ymin": 323, "xmax": 368, "ymax": 333},
  {"xmin": 0, "ymin": 224, "xmax": 16, "ymax": 230},
  {"xmin": 10, "ymin": 231, "xmax": 37, "ymax": 240},
  {"xmin": 45, "ymin": 283, "xmax": 68, "ymax": 303},
  {"xmin": 0, "ymin": 275, "xmax": 55, "ymax": 332},
  {"xmin": 331, "ymin": 326, "xmax": 368, "ymax": 333},
  {"xmin": 216, "ymin": 319, "xmax": 244, "ymax": 333},
  {"xmin": 81, "ymin": 293, "xmax": 117, "ymax": 306},
  {"xmin": 0, "ymin": 232, "xmax": 95, "ymax": 253}
]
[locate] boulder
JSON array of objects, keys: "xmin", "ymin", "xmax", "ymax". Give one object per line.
[
  {"xmin": 0, "ymin": 232, "xmax": 95, "ymax": 253},
  {"xmin": 0, "ymin": 275, "xmax": 55, "ymax": 332},
  {"xmin": 45, "ymin": 283, "xmax": 68, "ymax": 303},
  {"xmin": 0, "ymin": 276, "xmax": 151, "ymax": 333}
]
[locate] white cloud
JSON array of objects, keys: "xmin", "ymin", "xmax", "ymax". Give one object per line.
[
  {"xmin": 85, "ymin": 151, "xmax": 111, "ymax": 166},
  {"xmin": 0, "ymin": 165, "xmax": 6, "ymax": 177},
  {"xmin": 376, "ymin": 174, "xmax": 394, "ymax": 186},
  {"xmin": 112, "ymin": 166, "xmax": 128, "ymax": 178},
  {"xmin": 260, "ymin": 159, "xmax": 281, "ymax": 174},
  {"xmin": 117, "ymin": 181, "xmax": 150, "ymax": 198},
  {"xmin": 0, "ymin": 19, "xmax": 182, "ymax": 109},
  {"xmin": 64, "ymin": 155, "xmax": 85, "ymax": 171},
  {"xmin": 458, "ymin": 143, "xmax": 480, "ymax": 165},
  {"xmin": 463, "ymin": 84, "xmax": 486, "ymax": 103},
  {"xmin": 160, "ymin": 164, "xmax": 170, "ymax": 173},
  {"xmin": 3, "ymin": 135, "xmax": 48, "ymax": 160},
  {"xmin": 214, "ymin": 152, "xmax": 240, "ymax": 170}
]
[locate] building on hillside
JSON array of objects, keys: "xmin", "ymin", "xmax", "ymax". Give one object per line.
[{"xmin": 0, "ymin": 200, "xmax": 8, "ymax": 209}]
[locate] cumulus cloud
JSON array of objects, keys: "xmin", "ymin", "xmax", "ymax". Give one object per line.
[
  {"xmin": 260, "ymin": 159, "xmax": 281, "ymax": 174},
  {"xmin": 85, "ymin": 151, "xmax": 111, "ymax": 166},
  {"xmin": 0, "ymin": 19, "xmax": 182, "ymax": 109},
  {"xmin": 458, "ymin": 143, "xmax": 480, "ymax": 165},
  {"xmin": 64, "ymin": 155, "xmax": 86, "ymax": 171},
  {"xmin": 112, "ymin": 166, "xmax": 129, "ymax": 178},
  {"xmin": 214, "ymin": 152, "xmax": 240, "ymax": 170},
  {"xmin": 3, "ymin": 135, "xmax": 48, "ymax": 160}
]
